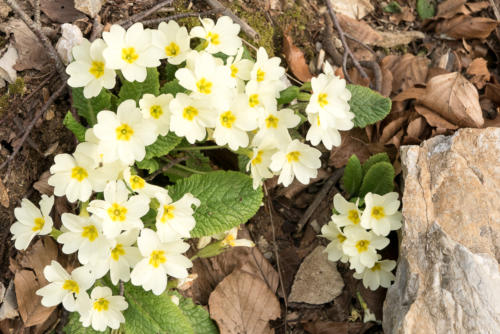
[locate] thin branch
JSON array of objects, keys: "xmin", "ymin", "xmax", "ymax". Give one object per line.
[
  {"xmin": 4, "ymin": 0, "xmax": 67, "ymax": 81},
  {"xmin": 33, "ymin": 0, "xmax": 40, "ymax": 27},
  {"xmin": 325, "ymin": 0, "xmax": 368, "ymax": 82},
  {"xmin": 0, "ymin": 83, "xmax": 66, "ymax": 172},
  {"xmin": 344, "ymin": 33, "xmax": 376, "ymax": 57},
  {"xmin": 117, "ymin": 0, "xmax": 175, "ymax": 29},
  {"xmin": 141, "ymin": 9, "xmax": 223, "ymax": 27},
  {"xmin": 145, "ymin": 156, "xmax": 188, "ymax": 181},
  {"xmin": 204, "ymin": 0, "xmax": 259, "ymax": 40}
]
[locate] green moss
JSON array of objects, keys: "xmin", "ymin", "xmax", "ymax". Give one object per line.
[
  {"xmin": 0, "ymin": 94, "xmax": 8, "ymax": 115},
  {"xmin": 8, "ymin": 77, "xmax": 25, "ymax": 96}
]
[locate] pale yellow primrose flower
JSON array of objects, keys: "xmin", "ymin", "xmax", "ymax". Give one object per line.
[
  {"xmin": 361, "ymin": 192, "xmax": 402, "ymax": 236},
  {"xmin": 123, "ymin": 167, "xmax": 169, "ymax": 199},
  {"xmin": 353, "ymin": 256, "xmax": 396, "ymax": 291},
  {"xmin": 36, "ymin": 261, "xmax": 94, "ymax": 312},
  {"xmin": 102, "ymin": 23, "xmax": 162, "ymax": 82},
  {"xmin": 226, "ymin": 46, "xmax": 255, "ymax": 89},
  {"xmin": 252, "ymin": 108, "xmax": 300, "ymax": 149},
  {"xmin": 306, "ymin": 112, "xmax": 344, "ymax": 149},
  {"xmin": 320, "ymin": 221, "xmax": 349, "ymax": 263},
  {"xmin": 250, "ymin": 47, "xmax": 286, "ymax": 93},
  {"xmin": 155, "ymin": 191, "xmax": 200, "ymax": 242},
  {"xmin": 66, "ymin": 39, "xmax": 116, "ymax": 98},
  {"xmin": 77, "ymin": 286, "xmax": 128, "ymax": 331},
  {"xmin": 246, "ymin": 140, "xmax": 277, "ymax": 190},
  {"xmin": 342, "ymin": 226, "xmax": 389, "ymax": 272},
  {"xmin": 130, "ymin": 228, "xmax": 192, "ymax": 295},
  {"xmin": 10, "ymin": 195, "xmax": 54, "ymax": 250},
  {"xmin": 190, "ymin": 16, "xmax": 242, "ymax": 56},
  {"xmin": 269, "ymin": 139, "xmax": 321, "ymax": 187},
  {"xmin": 138, "ymin": 93, "xmax": 173, "ymax": 136},
  {"xmin": 331, "ymin": 193, "xmax": 362, "ymax": 228},
  {"xmin": 153, "ymin": 20, "xmax": 191, "ymax": 65}
]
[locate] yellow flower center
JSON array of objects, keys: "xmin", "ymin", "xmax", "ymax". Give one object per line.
[
  {"xmin": 149, "ymin": 250, "xmax": 166, "ymax": 268},
  {"xmin": 183, "ymin": 106, "xmax": 198, "ymax": 121},
  {"xmin": 121, "ymin": 47, "xmax": 139, "ymax": 64},
  {"xmin": 62, "ymin": 279, "xmax": 79, "ymax": 294},
  {"xmin": 348, "ymin": 210, "xmax": 360, "ymax": 224},
  {"xmin": 265, "ymin": 115, "xmax": 279, "ymax": 128},
  {"xmin": 115, "ymin": 124, "xmax": 134, "ymax": 141},
  {"xmin": 93, "ymin": 298, "xmax": 109, "ymax": 312},
  {"xmin": 111, "ymin": 243, "xmax": 125, "ymax": 261},
  {"xmin": 371, "ymin": 206, "xmax": 386, "ymax": 220},
  {"xmin": 196, "ymin": 78, "xmax": 212, "ymax": 94},
  {"xmin": 222, "ymin": 234, "xmax": 236, "ymax": 247},
  {"xmin": 81, "ymin": 225, "xmax": 98, "ymax": 242},
  {"xmin": 32, "ymin": 217, "xmax": 45, "ymax": 232},
  {"xmin": 286, "ymin": 151, "xmax": 300, "ymax": 163},
  {"xmin": 230, "ymin": 64, "xmax": 238, "ymax": 77},
  {"xmin": 206, "ymin": 32, "xmax": 220, "ymax": 45},
  {"xmin": 337, "ymin": 233, "xmax": 346, "ymax": 243},
  {"xmin": 130, "ymin": 175, "xmax": 145, "ymax": 190},
  {"xmin": 317, "ymin": 93, "xmax": 328, "ymax": 108},
  {"xmin": 370, "ymin": 262, "xmax": 381, "ymax": 272},
  {"xmin": 165, "ymin": 42, "xmax": 180, "ymax": 57},
  {"xmin": 161, "ymin": 204, "xmax": 175, "ymax": 223},
  {"xmin": 107, "ymin": 203, "xmax": 127, "ymax": 222},
  {"xmin": 71, "ymin": 166, "xmax": 88, "ymax": 182},
  {"xmin": 355, "ymin": 240, "xmax": 370, "ymax": 253},
  {"xmin": 150, "ymin": 105, "xmax": 163, "ymax": 119},
  {"xmin": 220, "ymin": 111, "xmax": 236, "ymax": 128},
  {"xmin": 256, "ymin": 68, "xmax": 265, "ymax": 82},
  {"xmin": 251, "ymin": 150, "xmax": 263, "ymax": 166},
  {"xmin": 89, "ymin": 61, "xmax": 105, "ymax": 79},
  {"xmin": 248, "ymin": 94, "xmax": 259, "ymax": 108}
]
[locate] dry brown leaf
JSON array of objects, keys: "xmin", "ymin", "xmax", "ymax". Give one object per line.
[
  {"xmin": 40, "ymin": 0, "xmax": 85, "ymax": 23},
  {"xmin": 329, "ymin": 0, "xmax": 374, "ymax": 19},
  {"xmin": 466, "ymin": 58, "xmax": 490, "ymax": 89},
  {"xmin": 303, "ymin": 321, "xmax": 372, "ymax": 334},
  {"xmin": 484, "ymin": 83, "xmax": 500, "ymax": 104},
  {"xmin": 392, "ymin": 87, "xmax": 426, "ymax": 102},
  {"xmin": 33, "ymin": 171, "xmax": 53, "ymax": 196},
  {"xmin": 380, "ymin": 116, "xmax": 407, "ymax": 144},
  {"xmin": 209, "ymin": 269, "xmax": 280, "ymax": 334},
  {"xmin": 380, "ymin": 64, "xmax": 393, "ymax": 97},
  {"xmin": 337, "ymin": 14, "xmax": 382, "ymax": 45},
  {"xmin": 414, "ymin": 105, "xmax": 458, "ymax": 130},
  {"xmin": 418, "ymin": 72, "xmax": 483, "ymax": 127},
  {"xmin": 436, "ymin": 0, "xmax": 489, "ymax": 18},
  {"xmin": 435, "ymin": 15, "xmax": 498, "ymax": 40},
  {"xmin": 283, "ymin": 31, "xmax": 312, "ymax": 82},
  {"xmin": 465, "ymin": 1, "xmax": 490, "ymax": 13},
  {"xmin": 374, "ymin": 31, "xmax": 425, "ymax": 48},
  {"xmin": 407, "ymin": 117, "xmax": 427, "ymax": 138},
  {"xmin": 0, "ymin": 177, "xmax": 8, "ymax": 208},
  {"xmin": 382, "ymin": 54, "xmax": 430, "ymax": 93}
]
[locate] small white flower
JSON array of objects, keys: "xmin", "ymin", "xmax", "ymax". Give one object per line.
[
  {"xmin": 93, "ymin": 99, "xmax": 157, "ymax": 165},
  {"xmin": 123, "ymin": 167, "xmax": 169, "ymax": 199},
  {"xmin": 102, "ymin": 23, "xmax": 162, "ymax": 82},
  {"xmin": 153, "ymin": 20, "xmax": 191, "ymax": 65},
  {"xmin": 130, "ymin": 229, "xmax": 192, "ymax": 295},
  {"xmin": 342, "ymin": 226, "xmax": 389, "ymax": 272},
  {"xmin": 156, "ymin": 192, "xmax": 200, "ymax": 242},
  {"xmin": 169, "ymin": 93, "xmax": 217, "ymax": 143},
  {"xmin": 320, "ymin": 221, "xmax": 349, "ymax": 263},
  {"xmin": 220, "ymin": 227, "xmax": 255, "ymax": 248},
  {"xmin": 139, "ymin": 93, "xmax": 173, "ymax": 136},
  {"xmin": 244, "ymin": 80, "xmax": 278, "ymax": 111},
  {"xmin": 66, "ymin": 39, "xmax": 116, "ymax": 98},
  {"xmin": 227, "ymin": 47, "xmax": 254, "ymax": 82},
  {"xmin": 250, "ymin": 47, "xmax": 286, "ymax": 92},
  {"xmin": 269, "ymin": 139, "xmax": 321, "ymax": 187},
  {"xmin": 253, "ymin": 108, "xmax": 300, "ymax": 148},
  {"xmin": 246, "ymin": 140, "xmax": 278, "ymax": 189},
  {"xmin": 353, "ymin": 256, "xmax": 396, "ymax": 291},
  {"xmin": 306, "ymin": 113, "xmax": 343, "ymax": 149},
  {"xmin": 36, "ymin": 261, "xmax": 94, "ymax": 312},
  {"xmin": 88, "ymin": 180, "xmax": 150, "ymax": 238},
  {"xmin": 361, "ymin": 192, "xmax": 402, "ymax": 236},
  {"xmin": 213, "ymin": 94, "xmax": 258, "ymax": 150},
  {"xmin": 190, "ymin": 16, "xmax": 242, "ymax": 56},
  {"xmin": 10, "ymin": 195, "xmax": 54, "ymax": 250},
  {"xmin": 331, "ymin": 193, "xmax": 362, "ymax": 228},
  {"xmin": 106, "ymin": 229, "xmax": 142, "ymax": 285},
  {"xmin": 77, "ymin": 286, "xmax": 127, "ymax": 331}
]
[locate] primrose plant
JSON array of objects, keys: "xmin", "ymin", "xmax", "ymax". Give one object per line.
[{"xmin": 10, "ymin": 15, "xmax": 394, "ymax": 333}]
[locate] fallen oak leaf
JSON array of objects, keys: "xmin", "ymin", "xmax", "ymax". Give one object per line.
[
  {"xmin": 435, "ymin": 15, "xmax": 498, "ymax": 40},
  {"xmin": 209, "ymin": 269, "xmax": 280, "ymax": 334},
  {"xmin": 466, "ymin": 57, "xmax": 490, "ymax": 89},
  {"xmin": 329, "ymin": 0, "xmax": 374, "ymax": 20},
  {"xmin": 283, "ymin": 30, "xmax": 312, "ymax": 82},
  {"xmin": 381, "ymin": 54, "xmax": 430, "ymax": 93},
  {"xmin": 436, "ymin": 0, "xmax": 490, "ymax": 19},
  {"xmin": 336, "ymin": 14, "xmax": 382, "ymax": 45},
  {"xmin": 484, "ymin": 83, "xmax": 500, "ymax": 104},
  {"xmin": 414, "ymin": 104, "xmax": 458, "ymax": 129}
]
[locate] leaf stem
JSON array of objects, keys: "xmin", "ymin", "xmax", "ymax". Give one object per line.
[
  {"xmin": 173, "ymin": 145, "xmax": 224, "ymax": 151},
  {"xmin": 172, "ymin": 163, "xmax": 206, "ymax": 175}
]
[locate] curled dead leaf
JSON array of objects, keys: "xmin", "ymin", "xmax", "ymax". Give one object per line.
[
  {"xmin": 484, "ymin": 83, "xmax": 500, "ymax": 104},
  {"xmin": 381, "ymin": 54, "xmax": 430, "ymax": 93},
  {"xmin": 337, "ymin": 14, "xmax": 382, "ymax": 45},
  {"xmin": 374, "ymin": 31, "xmax": 426, "ymax": 48},
  {"xmin": 435, "ymin": 15, "xmax": 498, "ymax": 40},
  {"xmin": 436, "ymin": 0, "xmax": 490, "ymax": 19},
  {"xmin": 414, "ymin": 104, "xmax": 458, "ymax": 129},
  {"xmin": 466, "ymin": 57, "xmax": 490, "ymax": 89},
  {"xmin": 283, "ymin": 31, "xmax": 312, "ymax": 82},
  {"xmin": 329, "ymin": 0, "xmax": 374, "ymax": 20},
  {"xmin": 209, "ymin": 269, "xmax": 280, "ymax": 334},
  {"xmin": 418, "ymin": 72, "xmax": 483, "ymax": 127}
]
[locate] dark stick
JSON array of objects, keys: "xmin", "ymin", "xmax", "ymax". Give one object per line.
[
  {"xmin": 141, "ymin": 9, "xmax": 223, "ymax": 26},
  {"xmin": 145, "ymin": 156, "xmax": 188, "ymax": 181},
  {"xmin": 117, "ymin": 0, "xmax": 175, "ymax": 29}
]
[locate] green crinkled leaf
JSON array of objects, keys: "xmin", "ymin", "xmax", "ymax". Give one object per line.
[
  {"xmin": 342, "ymin": 155, "xmax": 363, "ymax": 196},
  {"xmin": 72, "ymin": 87, "xmax": 112, "ymax": 126},
  {"xmin": 160, "ymin": 79, "xmax": 188, "ymax": 96},
  {"xmin": 347, "ymin": 84, "xmax": 391, "ymax": 128},
  {"xmin": 123, "ymin": 283, "xmax": 194, "ymax": 334},
  {"xmin": 64, "ymin": 311, "xmax": 111, "ymax": 334},
  {"xmin": 168, "ymin": 171, "xmax": 263, "ymax": 237},
  {"xmin": 417, "ymin": 0, "xmax": 435, "ymax": 19},
  {"xmin": 359, "ymin": 162, "xmax": 395, "ymax": 198},
  {"xmin": 63, "ymin": 111, "xmax": 86, "ymax": 142},
  {"xmin": 173, "ymin": 292, "xmax": 219, "ymax": 334},
  {"xmin": 164, "ymin": 63, "xmax": 180, "ymax": 82},
  {"xmin": 238, "ymin": 154, "xmax": 250, "ymax": 173},
  {"xmin": 136, "ymin": 158, "xmax": 160, "ymax": 173},
  {"xmin": 362, "ymin": 153, "xmax": 391, "ymax": 176},
  {"xmin": 119, "ymin": 68, "xmax": 160, "ymax": 103},
  {"xmin": 144, "ymin": 132, "xmax": 182, "ymax": 160},
  {"xmin": 277, "ymin": 86, "xmax": 300, "ymax": 105},
  {"xmin": 186, "ymin": 151, "xmax": 213, "ymax": 172},
  {"xmin": 384, "ymin": 1, "xmax": 402, "ymax": 13}
]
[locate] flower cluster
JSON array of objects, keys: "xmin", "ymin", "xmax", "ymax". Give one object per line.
[
  {"xmin": 65, "ymin": 16, "xmax": 354, "ymax": 189},
  {"xmin": 320, "ymin": 192, "xmax": 402, "ymax": 290}
]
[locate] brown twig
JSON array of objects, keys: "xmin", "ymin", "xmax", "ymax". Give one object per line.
[
  {"xmin": 13, "ymin": 117, "xmax": 42, "ymax": 154},
  {"xmin": 117, "ymin": 0, "xmax": 175, "ymax": 29},
  {"xmin": 21, "ymin": 72, "xmax": 57, "ymax": 104},
  {"xmin": 145, "ymin": 156, "xmax": 188, "ymax": 181},
  {"xmin": 344, "ymin": 33, "xmax": 376, "ymax": 57},
  {"xmin": 263, "ymin": 184, "xmax": 288, "ymax": 333},
  {"xmin": 0, "ymin": 83, "xmax": 66, "ymax": 173},
  {"xmin": 325, "ymin": 1, "xmax": 368, "ymax": 83},
  {"xmin": 141, "ymin": 9, "xmax": 223, "ymax": 26},
  {"xmin": 204, "ymin": 0, "xmax": 259, "ymax": 40},
  {"xmin": 295, "ymin": 168, "xmax": 344, "ymax": 235},
  {"xmin": 33, "ymin": 0, "xmax": 40, "ymax": 27},
  {"xmin": 4, "ymin": 0, "xmax": 67, "ymax": 81}
]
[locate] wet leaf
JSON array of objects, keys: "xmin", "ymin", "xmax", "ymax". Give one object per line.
[{"xmin": 283, "ymin": 31, "xmax": 312, "ymax": 82}]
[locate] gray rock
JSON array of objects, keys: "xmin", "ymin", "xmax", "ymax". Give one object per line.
[
  {"xmin": 289, "ymin": 246, "xmax": 344, "ymax": 304},
  {"xmin": 74, "ymin": 0, "xmax": 105, "ymax": 18},
  {"xmin": 384, "ymin": 128, "xmax": 500, "ymax": 334}
]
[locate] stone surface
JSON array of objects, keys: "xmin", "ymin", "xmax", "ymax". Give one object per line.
[
  {"xmin": 288, "ymin": 246, "xmax": 344, "ymax": 304},
  {"xmin": 74, "ymin": 0, "xmax": 105, "ymax": 18},
  {"xmin": 383, "ymin": 128, "xmax": 500, "ymax": 334}
]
